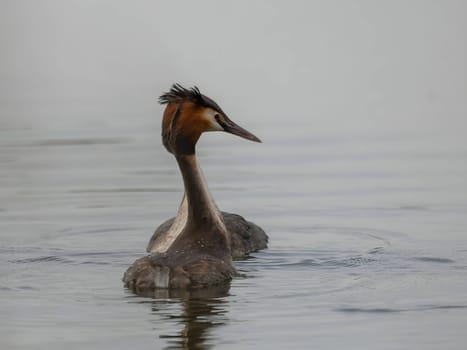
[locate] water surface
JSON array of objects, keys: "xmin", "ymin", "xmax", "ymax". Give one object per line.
[{"xmin": 1, "ymin": 118, "xmax": 466, "ymax": 349}]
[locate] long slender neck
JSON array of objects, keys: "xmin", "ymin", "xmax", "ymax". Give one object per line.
[
  {"xmin": 148, "ymin": 152, "xmax": 228, "ymax": 255},
  {"xmin": 175, "ymin": 153, "xmax": 226, "ymax": 231}
]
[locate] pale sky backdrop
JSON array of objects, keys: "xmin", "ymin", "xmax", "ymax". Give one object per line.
[{"xmin": 1, "ymin": 1, "xmax": 466, "ymax": 137}]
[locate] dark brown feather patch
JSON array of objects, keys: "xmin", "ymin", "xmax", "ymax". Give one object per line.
[{"xmin": 159, "ymin": 83, "xmax": 226, "ymax": 116}]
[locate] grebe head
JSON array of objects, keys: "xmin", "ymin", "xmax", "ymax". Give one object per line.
[{"xmin": 159, "ymin": 84, "xmax": 261, "ymax": 155}]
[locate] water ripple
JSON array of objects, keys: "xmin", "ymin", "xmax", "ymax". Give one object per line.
[
  {"xmin": 33, "ymin": 137, "xmax": 128, "ymax": 146},
  {"xmin": 7, "ymin": 250, "xmax": 133, "ymax": 266},
  {"xmin": 70, "ymin": 187, "xmax": 179, "ymax": 193},
  {"xmin": 242, "ymin": 249, "xmax": 381, "ymax": 271},
  {"xmin": 412, "ymin": 256, "xmax": 455, "ymax": 264},
  {"xmin": 337, "ymin": 304, "xmax": 467, "ymax": 313},
  {"xmin": 9, "ymin": 255, "xmax": 74, "ymax": 264}
]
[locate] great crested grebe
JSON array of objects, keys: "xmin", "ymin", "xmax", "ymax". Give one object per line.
[{"xmin": 123, "ymin": 84, "xmax": 268, "ymax": 292}]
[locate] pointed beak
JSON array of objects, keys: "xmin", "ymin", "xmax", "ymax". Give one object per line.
[{"xmin": 220, "ymin": 116, "xmax": 262, "ymax": 143}]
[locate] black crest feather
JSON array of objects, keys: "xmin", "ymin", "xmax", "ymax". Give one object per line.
[{"xmin": 159, "ymin": 83, "xmax": 224, "ymax": 114}]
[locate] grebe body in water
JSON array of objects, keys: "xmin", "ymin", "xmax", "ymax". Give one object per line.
[{"xmin": 123, "ymin": 84, "xmax": 267, "ymax": 292}]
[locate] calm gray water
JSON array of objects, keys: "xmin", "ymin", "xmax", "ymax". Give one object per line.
[
  {"xmin": 1, "ymin": 117, "xmax": 467, "ymax": 349},
  {"xmin": 2, "ymin": 1, "xmax": 467, "ymax": 349}
]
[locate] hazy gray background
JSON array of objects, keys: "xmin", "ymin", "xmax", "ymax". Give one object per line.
[{"xmin": 1, "ymin": 0, "xmax": 466, "ymax": 134}]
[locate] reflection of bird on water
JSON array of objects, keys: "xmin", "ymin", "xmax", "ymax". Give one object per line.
[
  {"xmin": 150, "ymin": 286, "xmax": 230, "ymax": 350},
  {"xmin": 123, "ymin": 84, "xmax": 268, "ymax": 293}
]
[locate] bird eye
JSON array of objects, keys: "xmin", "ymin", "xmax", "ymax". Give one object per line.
[{"xmin": 213, "ymin": 113, "xmax": 227, "ymax": 130}]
